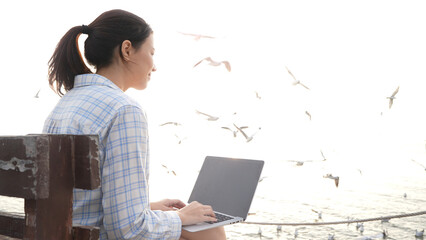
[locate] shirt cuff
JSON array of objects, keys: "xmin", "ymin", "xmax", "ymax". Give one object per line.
[{"xmin": 162, "ymin": 210, "xmax": 182, "ymax": 239}]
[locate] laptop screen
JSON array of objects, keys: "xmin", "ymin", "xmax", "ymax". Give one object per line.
[{"xmin": 188, "ymin": 156, "xmax": 264, "ymax": 219}]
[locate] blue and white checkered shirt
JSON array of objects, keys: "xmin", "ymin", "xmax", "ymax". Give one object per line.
[{"xmin": 43, "ymin": 74, "xmax": 182, "ymax": 239}]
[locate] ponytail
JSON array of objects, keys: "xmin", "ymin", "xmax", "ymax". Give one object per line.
[{"xmin": 48, "ymin": 25, "xmax": 92, "ymax": 96}]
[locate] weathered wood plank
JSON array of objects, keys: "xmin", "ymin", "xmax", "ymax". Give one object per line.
[
  {"xmin": 72, "ymin": 225, "xmax": 100, "ymax": 240},
  {"xmin": 24, "ymin": 135, "xmax": 74, "ymax": 240},
  {"xmin": 73, "ymin": 135, "xmax": 100, "ymax": 190},
  {"xmin": 0, "ymin": 211, "xmax": 24, "ymax": 239},
  {"xmin": 0, "ymin": 213, "xmax": 100, "ymax": 240},
  {"xmin": 0, "ymin": 134, "xmax": 100, "ymax": 239},
  {"xmin": 0, "ymin": 136, "xmax": 49, "ymax": 199}
]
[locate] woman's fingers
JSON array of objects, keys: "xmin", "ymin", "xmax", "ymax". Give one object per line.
[
  {"xmin": 171, "ymin": 199, "xmax": 186, "ymax": 209},
  {"xmin": 177, "ymin": 201, "xmax": 218, "ymax": 225}
]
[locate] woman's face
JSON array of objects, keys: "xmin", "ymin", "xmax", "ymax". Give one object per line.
[{"xmin": 126, "ymin": 33, "xmax": 156, "ymax": 90}]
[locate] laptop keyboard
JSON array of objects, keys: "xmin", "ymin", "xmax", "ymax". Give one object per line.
[{"xmin": 206, "ymin": 212, "xmax": 233, "ymax": 224}]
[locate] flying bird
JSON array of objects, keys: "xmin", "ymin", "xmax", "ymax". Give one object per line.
[
  {"xmin": 174, "ymin": 134, "xmax": 187, "ymax": 144},
  {"xmin": 305, "ymin": 111, "xmax": 312, "ymax": 120},
  {"xmin": 160, "ymin": 122, "xmax": 182, "ymax": 127},
  {"xmin": 195, "ymin": 110, "xmax": 219, "ymax": 121},
  {"xmin": 387, "ymin": 86, "xmax": 399, "ymax": 109},
  {"xmin": 161, "ymin": 164, "xmax": 177, "ymax": 176},
  {"xmin": 193, "ymin": 57, "xmax": 231, "ymax": 72},
  {"xmin": 288, "ymin": 150, "xmax": 327, "ymax": 166},
  {"xmin": 323, "ymin": 174, "xmax": 339, "ymax": 187},
  {"xmin": 285, "ymin": 66, "xmax": 310, "ymax": 90},
  {"xmin": 311, "ymin": 209, "xmax": 323, "ymax": 220},
  {"xmin": 178, "ymin": 31, "xmax": 215, "ymax": 41},
  {"xmin": 221, "ymin": 127, "xmax": 238, "ymax": 137},
  {"xmin": 411, "ymin": 159, "xmax": 426, "ymax": 171},
  {"xmin": 233, "ymin": 124, "xmax": 261, "ymax": 143},
  {"xmin": 34, "ymin": 89, "xmax": 41, "ymax": 98},
  {"xmin": 320, "ymin": 150, "xmax": 327, "ymax": 161},
  {"xmin": 255, "ymin": 91, "xmax": 262, "ymax": 100},
  {"xmin": 221, "ymin": 125, "xmax": 248, "ymax": 138},
  {"xmin": 287, "ymin": 160, "xmax": 314, "ymax": 166},
  {"xmin": 258, "ymin": 176, "xmax": 268, "ymax": 182}
]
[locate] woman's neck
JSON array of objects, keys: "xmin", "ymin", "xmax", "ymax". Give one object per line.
[{"xmin": 96, "ymin": 64, "xmax": 127, "ymax": 91}]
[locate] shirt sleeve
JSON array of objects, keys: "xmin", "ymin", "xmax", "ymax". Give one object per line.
[{"xmin": 102, "ymin": 105, "xmax": 182, "ymax": 239}]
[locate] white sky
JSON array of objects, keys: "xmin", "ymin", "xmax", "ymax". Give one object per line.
[{"xmin": 0, "ymin": 0, "xmax": 425, "ymax": 174}]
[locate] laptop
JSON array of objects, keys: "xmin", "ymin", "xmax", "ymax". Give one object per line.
[{"xmin": 182, "ymin": 156, "xmax": 264, "ymax": 232}]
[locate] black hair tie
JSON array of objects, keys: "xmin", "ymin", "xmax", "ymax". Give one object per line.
[{"xmin": 81, "ymin": 25, "xmax": 91, "ymax": 35}]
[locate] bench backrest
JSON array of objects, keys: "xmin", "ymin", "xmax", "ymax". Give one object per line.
[{"xmin": 0, "ymin": 134, "xmax": 100, "ymax": 240}]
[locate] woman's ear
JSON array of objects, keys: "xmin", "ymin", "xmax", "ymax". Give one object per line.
[{"xmin": 121, "ymin": 40, "xmax": 132, "ymax": 61}]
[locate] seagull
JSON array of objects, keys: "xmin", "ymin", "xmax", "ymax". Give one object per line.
[
  {"xmin": 320, "ymin": 150, "xmax": 327, "ymax": 161},
  {"xmin": 359, "ymin": 225, "xmax": 364, "ymax": 234},
  {"xmin": 387, "ymin": 86, "xmax": 399, "ymax": 109},
  {"xmin": 258, "ymin": 176, "xmax": 268, "ymax": 182},
  {"xmin": 323, "ymin": 174, "xmax": 340, "ymax": 187},
  {"xmin": 357, "ymin": 223, "xmax": 364, "ymax": 234},
  {"xmin": 415, "ymin": 229, "xmax": 424, "ymax": 238},
  {"xmin": 328, "ymin": 234, "xmax": 335, "ymax": 240},
  {"xmin": 311, "ymin": 209, "xmax": 322, "ymax": 220},
  {"xmin": 160, "ymin": 122, "xmax": 182, "ymax": 127},
  {"xmin": 380, "ymin": 229, "xmax": 389, "ymax": 239},
  {"xmin": 195, "ymin": 110, "xmax": 219, "ymax": 121},
  {"xmin": 221, "ymin": 125, "xmax": 248, "ymax": 138},
  {"xmin": 34, "ymin": 89, "xmax": 41, "ymax": 98},
  {"xmin": 255, "ymin": 91, "xmax": 262, "ymax": 100},
  {"xmin": 193, "ymin": 57, "xmax": 231, "ymax": 72},
  {"xmin": 174, "ymin": 134, "xmax": 187, "ymax": 144},
  {"xmin": 178, "ymin": 31, "xmax": 215, "ymax": 41},
  {"xmin": 305, "ymin": 111, "xmax": 312, "ymax": 120},
  {"xmin": 221, "ymin": 127, "xmax": 238, "ymax": 137},
  {"xmin": 276, "ymin": 225, "xmax": 282, "ymax": 234},
  {"xmin": 287, "ymin": 160, "xmax": 313, "ymax": 166},
  {"xmin": 161, "ymin": 164, "xmax": 177, "ymax": 176},
  {"xmin": 233, "ymin": 124, "xmax": 261, "ymax": 143},
  {"xmin": 285, "ymin": 66, "xmax": 310, "ymax": 90},
  {"xmin": 411, "ymin": 158, "xmax": 426, "ymax": 171}
]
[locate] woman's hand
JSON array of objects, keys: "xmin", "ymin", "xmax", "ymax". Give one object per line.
[
  {"xmin": 151, "ymin": 199, "xmax": 186, "ymax": 211},
  {"xmin": 177, "ymin": 201, "xmax": 217, "ymax": 226}
]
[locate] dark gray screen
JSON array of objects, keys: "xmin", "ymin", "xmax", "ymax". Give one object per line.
[{"xmin": 188, "ymin": 156, "xmax": 264, "ymax": 219}]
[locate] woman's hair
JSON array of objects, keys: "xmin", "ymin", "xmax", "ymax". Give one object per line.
[{"xmin": 48, "ymin": 9, "xmax": 153, "ymax": 96}]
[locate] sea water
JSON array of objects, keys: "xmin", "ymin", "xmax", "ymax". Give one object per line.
[{"xmin": 1, "ymin": 153, "xmax": 425, "ymax": 240}]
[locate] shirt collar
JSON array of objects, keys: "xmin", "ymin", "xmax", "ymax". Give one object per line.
[{"xmin": 73, "ymin": 74, "xmax": 123, "ymax": 92}]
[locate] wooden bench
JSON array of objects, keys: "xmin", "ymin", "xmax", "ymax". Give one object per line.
[{"xmin": 0, "ymin": 134, "xmax": 100, "ymax": 240}]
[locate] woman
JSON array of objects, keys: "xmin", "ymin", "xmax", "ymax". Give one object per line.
[{"xmin": 44, "ymin": 9, "xmax": 226, "ymax": 240}]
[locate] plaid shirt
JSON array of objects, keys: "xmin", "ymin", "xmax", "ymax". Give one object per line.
[{"xmin": 43, "ymin": 74, "xmax": 182, "ymax": 239}]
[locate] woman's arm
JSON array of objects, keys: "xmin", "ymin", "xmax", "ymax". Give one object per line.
[{"xmin": 102, "ymin": 105, "xmax": 182, "ymax": 239}]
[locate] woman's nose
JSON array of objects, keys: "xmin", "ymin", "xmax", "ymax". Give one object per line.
[{"xmin": 152, "ymin": 64, "xmax": 157, "ymax": 72}]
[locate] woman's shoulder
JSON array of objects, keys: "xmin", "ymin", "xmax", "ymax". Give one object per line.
[{"xmin": 74, "ymin": 74, "xmax": 144, "ymax": 110}]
